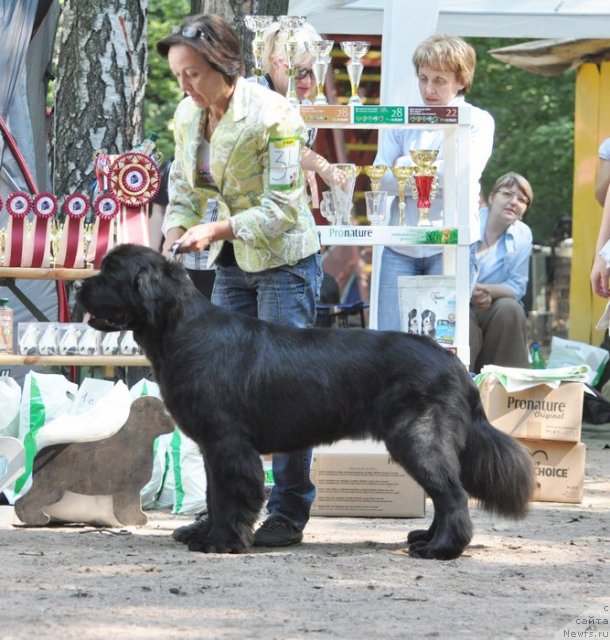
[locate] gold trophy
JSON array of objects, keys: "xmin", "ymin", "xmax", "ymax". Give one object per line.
[
  {"xmin": 278, "ymin": 15, "xmax": 306, "ymax": 107},
  {"xmin": 305, "ymin": 40, "xmax": 334, "ymax": 105},
  {"xmin": 0, "ymin": 228, "xmax": 6, "ymax": 266},
  {"xmin": 340, "ymin": 41, "xmax": 370, "ymax": 105},
  {"xmin": 50, "ymin": 220, "xmax": 63, "ymax": 268},
  {"xmin": 82, "ymin": 222, "xmax": 94, "ymax": 268},
  {"xmin": 410, "ymin": 150, "xmax": 439, "ymax": 227},
  {"xmin": 330, "ymin": 163, "xmax": 360, "ymax": 225},
  {"xmin": 364, "ymin": 165, "xmax": 388, "ymax": 192},
  {"xmin": 391, "ymin": 165, "xmax": 414, "ymax": 226},
  {"xmin": 244, "ymin": 15, "xmax": 274, "ymax": 84}
]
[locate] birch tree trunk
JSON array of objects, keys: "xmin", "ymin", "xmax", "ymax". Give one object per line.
[{"xmin": 53, "ymin": 0, "xmax": 148, "ymax": 196}]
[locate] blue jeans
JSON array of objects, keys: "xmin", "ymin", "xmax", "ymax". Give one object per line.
[
  {"xmin": 211, "ymin": 253, "xmax": 322, "ymax": 531},
  {"xmin": 377, "ymin": 248, "xmax": 443, "ymax": 331}
]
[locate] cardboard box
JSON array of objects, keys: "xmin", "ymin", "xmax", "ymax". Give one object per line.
[
  {"xmin": 521, "ymin": 439, "xmax": 586, "ymax": 504},
  {"xmin": 310, "ymin": 440, "xmax": 425, "ymax": 518},
  {"xmin": 478, "ymin": 376, "xmax": 583, "ymax": 442}
]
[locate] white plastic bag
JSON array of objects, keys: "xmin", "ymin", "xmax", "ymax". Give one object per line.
[
  {"xmin": 0, "ymin": 377, "xmax": 21, "ymax": 439},
  {"xmin": 130, "ymin": 378, "xmax": 206, "ymax": 514},
  {"xmin": 546, "ymin": 336, "xmax": 609, "ymax": 386}
]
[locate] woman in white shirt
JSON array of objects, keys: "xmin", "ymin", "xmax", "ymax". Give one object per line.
[{"xmin": 374, "ymin": 34, "xmax": 495, "ymax": 331}]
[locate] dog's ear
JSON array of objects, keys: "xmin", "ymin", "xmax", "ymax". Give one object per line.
[{"xmin": 135, "ymin": 265, "xmax": 165, "ymax": 326}]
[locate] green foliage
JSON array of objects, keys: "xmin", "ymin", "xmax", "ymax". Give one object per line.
[
  {"xmin": 144, "ymin": 0, "xmax": 191, "ymax": 162},
  {"xmin": 467, "ymin": 38, "xmax": 575, "ymax": 244}
]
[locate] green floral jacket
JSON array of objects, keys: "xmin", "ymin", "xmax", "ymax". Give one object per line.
[{"xmin": 162, "ymin": 77, "xmax": 320, "ymax": 272}]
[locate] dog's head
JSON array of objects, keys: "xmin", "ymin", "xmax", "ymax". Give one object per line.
[{"xmin": 76, "ymin": 244, "xmax": 193, "ymax": 333}]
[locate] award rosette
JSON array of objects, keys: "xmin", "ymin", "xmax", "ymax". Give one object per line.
[
  {"xmin": 5, "ymin": 191, "xmax": 32, "ymax": 267},
  {"xmin": 109, "ymin": 151, "xmax": 160, "ymax": 247},
  {"xmin": 60, "ymin": 193, "xmax": 90, "ymax": 268},
  {"xmin": 30, "ymin": 192, "xmax": 58, "ymax": 267},
  {"xmin": 92, "ymin": 193, "xmax": 119, "ymax": 268}
]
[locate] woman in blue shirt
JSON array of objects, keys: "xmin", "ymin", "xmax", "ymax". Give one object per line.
[{"xmin": 470, "ymin": 172, "xmax": 534, "ymax": 373}]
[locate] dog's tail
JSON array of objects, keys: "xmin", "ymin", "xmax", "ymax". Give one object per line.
[{"xmin": 460, "ymin": 386, "xmax": 535, "ymax": 518}]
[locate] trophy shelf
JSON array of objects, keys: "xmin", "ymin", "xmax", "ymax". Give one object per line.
[
  {"xmin": 0, "ymin": 267, "xmax": 98, "ymax": 281},
  {"xmin": 316, "ymin": 224, "xmax": 461, "ymax": 246},
  {"xmin": 0, "ymin": 354, "xmax": 150, "ymax": 367}
]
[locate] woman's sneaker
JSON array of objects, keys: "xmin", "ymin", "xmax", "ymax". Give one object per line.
[{"xmin": 252, "ymin": 515, "xmax": 304, "ymax": 547}]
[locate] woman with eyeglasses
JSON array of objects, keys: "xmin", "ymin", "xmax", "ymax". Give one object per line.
[
  {"xmin": 469, "ymin": 172, "xmax": 534, "ymax": 373},
  {"xmin": 373, "ymin": 34, "xmax": 495, "ymax": 331},
  {"xmin": 156, "ymin": 14, "xmax": 322, "ymax": 549}
]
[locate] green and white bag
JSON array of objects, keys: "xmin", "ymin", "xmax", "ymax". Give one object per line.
[{"xmin": 131, "ymin": 379, "xmax": 207, "ymax": 515}]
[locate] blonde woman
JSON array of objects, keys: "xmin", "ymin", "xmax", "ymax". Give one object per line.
[{"xmin": 374, "ymin": 34, "xmax": 495, "ymax": 331}]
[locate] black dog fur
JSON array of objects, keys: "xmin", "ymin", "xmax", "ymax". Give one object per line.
[{"xmin": 76, "ymin": 244, "xmax": 535, "ymax": 560}]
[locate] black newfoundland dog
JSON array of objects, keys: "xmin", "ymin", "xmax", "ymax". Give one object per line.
[{"xmin": 76, "ymin": 244, "xmax": 534, "ymax": 560}]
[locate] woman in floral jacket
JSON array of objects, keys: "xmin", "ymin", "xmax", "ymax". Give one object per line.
[{"xmin": 157, "ymin": 14, "xmax": 322, "ymax": 548}]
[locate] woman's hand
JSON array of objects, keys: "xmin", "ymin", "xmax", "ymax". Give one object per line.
[
  {"xmin": 591, "ymin": 254, "xmax": 610, "ymax": 298},
  {"xmin": 471, "ymin": 284, "xmax": 493, "ymax": 309}
]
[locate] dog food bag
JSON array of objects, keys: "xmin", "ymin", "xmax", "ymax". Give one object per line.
[{"xmin": 397, "ymin": 275, "xmax": 456, "ymax": 346}]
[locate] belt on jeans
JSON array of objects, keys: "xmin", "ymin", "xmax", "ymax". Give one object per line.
[{"xmin": 216, "ymin": 241, "xmax": 237, "ymax": 267}]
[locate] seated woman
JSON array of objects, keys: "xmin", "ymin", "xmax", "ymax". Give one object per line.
[{"xmin": 469, "ymin": 172, "xmax": 534, "ymax": 373}]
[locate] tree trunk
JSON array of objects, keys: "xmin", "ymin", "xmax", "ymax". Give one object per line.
[
  {"xmin": 53, "ymin": 0, "xmax": 148, "ymax": 196},
  {"xmin": 189, "ymin": 1, "xmax": 289, "ymax": 77}
]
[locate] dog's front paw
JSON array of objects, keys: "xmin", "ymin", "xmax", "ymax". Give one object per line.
[
  {"xmin": 187, "ymin": 528, "xmax": 249, "ymax": 554},
  {"xmin": 172, "ymin": 519, "xmax": 210, "ymax": 545}
]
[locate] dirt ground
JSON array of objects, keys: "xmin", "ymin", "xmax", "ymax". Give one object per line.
[{"xmin": 0, "ymin": 424, "xmax": 609, "ymax": 640}]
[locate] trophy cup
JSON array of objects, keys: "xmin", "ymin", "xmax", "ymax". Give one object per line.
[
  {"xmin": 364, "ymin": 165, "xmax": 388, "ymax": 192},
  {"xmin": 0, "ymin": 229, "xmax": 6, "ymax": 266},
  {"xmin": 279, "ymin": 15, "xmax": 306, "ymax": 106},
  {"xmin": 330, "ymin": 163, "xmax": 360, "ymax": 225},
  {"xmin": 50, "ymin": 220, "xmax": 63, "ymax": 268},
  {"xmin": 410, "ymin": 150, "xmax": 439, "ymax": 227},
  {"xmin": 340, "ymin": 41, "xmax": 370, "ymax": 105},
  {"xmin": 365, "ymin": 191, "xmax": 387, "ymax": 225},
  {"xmin": 305, "ymin": 40, "xmax": 334, "ymax": 105},
  {"xmin": 319, "ymin": 191, "xmax": 337, "ymax": 225},
  {"xmin": 82, "ymin": 222, "xmax": 94, "ymax": 268},
  {"xmin": 391, "ymin": 165, "xmax": 414, "ymax": 226},
  {"xmin": 244, "ymin": 15, "xmax": 274, "ymax": 84}
]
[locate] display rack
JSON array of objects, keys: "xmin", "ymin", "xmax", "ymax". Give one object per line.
[{"xmin": 303, "ymin": 104, "xmax": 474, "ymax": 366}]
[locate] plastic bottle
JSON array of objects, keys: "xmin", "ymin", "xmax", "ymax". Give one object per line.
[
  {"xmin": 0, "ymin": 298, "xmax": 14, "ymax": 353},
  {"xmin": 530, "ymin": 342, "xmax": 546, "ymax": 369},
  {"xmin": 133, "ymin": 132, "xmax": 158, "ymax": 156}
]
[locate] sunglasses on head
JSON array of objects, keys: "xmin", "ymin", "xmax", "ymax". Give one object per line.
[{"xmin": 170, "ymin": 25, "xmax": 208, "ymax": 41}]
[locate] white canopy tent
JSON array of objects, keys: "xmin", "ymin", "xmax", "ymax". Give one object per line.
[{"xmin": 289, "ymin": 1, "xmax": 610, "ymax": 38}]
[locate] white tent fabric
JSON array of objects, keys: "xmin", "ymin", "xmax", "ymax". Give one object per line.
[{"xmin": 289, "ymin": 0, "xmax": 610, "ymax": 38}]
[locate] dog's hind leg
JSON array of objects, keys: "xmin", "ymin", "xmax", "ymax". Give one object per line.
[
  {"xmin": 186, "ymin": 440, "xmax": 265, "ymax": 554},
  {"xmin": 384, "ymin": 417, "xmax": 473, "ymax": 560}
]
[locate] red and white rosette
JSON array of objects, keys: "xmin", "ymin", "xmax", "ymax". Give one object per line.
[
  {"xmin": 30, "ymin": 192, "xmax": 58, "ymax": 267},
  {"xmin": 110, "ymin": 152, "xmax": 160, "ymax": 247},
  {"xmin": 5, "ymin": 191, "xmax": 32, "ymax": 267},
  {"xmin": 60, "ymin": 193, "xmax": 90, "ymax": 268},
  {"xmin": 92, "ymin": 193, "xmax": 119, "ymax": 268}
]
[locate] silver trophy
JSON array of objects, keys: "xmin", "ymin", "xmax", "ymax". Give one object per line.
[
  {"xmin": 340, "ymin": 41, "xmax": 370, "ymax": 106},
  {"xmin": 305, "ymin": 40, "xmax": 334, "ymax": 105},
  {"xmin": 278, "ymin": 15, "xmax": 306, "ymax": 106},
  {"xmin": 244, "ymin": 15, "xmax": 274, "ymax": 84},
  {"xmin": 330, "ymin": 163, "xmax": 360, "ymax": 225}
]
